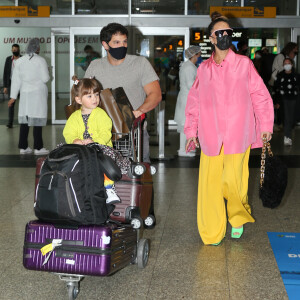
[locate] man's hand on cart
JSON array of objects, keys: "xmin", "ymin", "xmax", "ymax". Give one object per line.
[
  {"xmin": 132, "ymin": 113, "xmax": 146, "ymax": 128},
  {"xmin": 133, "ymin": 110, "xmax": 144, "ymax": 118}
]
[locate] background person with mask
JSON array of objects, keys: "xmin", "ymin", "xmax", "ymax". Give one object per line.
[
  {"xmin": 3, "ymin": 43, "xmax": 21, "ymax": 128},
  {"xmin": 184, "ymin": 13, "xmax": 274, "ymax": 246},
  {"xmin": 174, "ymin": 45, "xmax": 201, "ymax": 157},
  {"xmin": 8, "ymin": 39, "xmax": 50, "ymax": 155},
  {"xmin": 269, "ymin": 42, "xmax": 298, "ymax": 129},
  {"xmin": 85, "ymin": 22, "xmax": 162, "ymax": 163},
  {"xmin": 273, "ymin": 57, "xmax": 300, "ymax": 146},
  {"xmin": 269, "ymin": 42, "xmax": 298, "ymax": 87}
]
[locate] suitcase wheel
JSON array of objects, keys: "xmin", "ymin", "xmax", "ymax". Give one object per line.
[
  {"xmin": 137, "ymin": 238, "xmax": 149, "ymax": 269},
  {"xmin": 130, "ymin": 217, "xmax": 143, "ymax": 229},
  {"xmin": 67, "ymin": 282, "xmax": 79, "ymax": 300},
  {"xmin": 144, "ymin": 214, "xmax": 156, "ymax": 229}
]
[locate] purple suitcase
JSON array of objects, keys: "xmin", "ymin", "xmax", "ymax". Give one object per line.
[{"xmin": 23, "ymin": 220, "xmax": 138, "ymax": 276}]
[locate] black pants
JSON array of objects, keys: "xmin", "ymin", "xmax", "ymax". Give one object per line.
[
  {"xmin": 18, "ymin": 124, "xmax": 43, "ymax": 150},
  {"xmin": 7, "ymin": 88, "xmax": 15, "ymax": 126},
  {"xmin": 283, "ymin": 98, "xmax": 297, "ymax": 138},
  {"xmin": 296, "ymin": 97, "xmax": 300, "ymax": 123}
]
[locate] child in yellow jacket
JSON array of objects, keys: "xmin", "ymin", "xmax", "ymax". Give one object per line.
[{"xmin": 63, "ymin": 77, "xmax": 129, "ymax": 204}]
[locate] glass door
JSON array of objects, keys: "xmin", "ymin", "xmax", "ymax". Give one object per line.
[
  {"xmin": 133, "ymin": 27, "xmax": 190, "ymax": 125},
  {"xmin": 51, "ymin": 28, "xmax": 70, "ymax": 124},
  {"xmin": 70, "ymin": 27, "xmax": 104, "ymax": 83},
  {"xmin": 292, "ymin": 28, "xmax": 300, "ymax": 72},
  {"xmin": 49, "ymin": 27, "xmax": 103, "ymax": 124}
]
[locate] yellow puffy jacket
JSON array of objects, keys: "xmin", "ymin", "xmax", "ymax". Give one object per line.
[{"xmin": 63, "ymin": 107, "xmax": 113, "ymax": 147}]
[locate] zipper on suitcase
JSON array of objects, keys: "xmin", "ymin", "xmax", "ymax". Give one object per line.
[{"xmin": 24, "ymin": 242, "xmax": 126, "ymax": 255}]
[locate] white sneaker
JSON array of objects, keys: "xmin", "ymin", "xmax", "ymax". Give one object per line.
[
  {"xmin": 34, "ymin": 148, "xmax": 49, "ymax": 155},
  {"xmin": 106, "ymin": 186, "xmax": 121, "ymax": 204},
  {"xmin": 284, "ymin": 136, "xmax": 292, "ymax": 146},
  {"xmin": 20, "ymin": 147, "xmax": 33, "ymax": 155}
]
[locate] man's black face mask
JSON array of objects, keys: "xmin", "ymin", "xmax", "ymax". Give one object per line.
[{"xmin": 108, "ymin": 46, "xmax": 127, "ymax": 60}]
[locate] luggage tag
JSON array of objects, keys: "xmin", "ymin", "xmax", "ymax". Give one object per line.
[{"xmin": 41, "ymin": 239, "xmax": 63, "ymax": 266}]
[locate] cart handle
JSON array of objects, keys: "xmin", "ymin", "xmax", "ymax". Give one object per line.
[{"xmin": 133, "ymin": 113, "xmax": 145, "ymax": 128}]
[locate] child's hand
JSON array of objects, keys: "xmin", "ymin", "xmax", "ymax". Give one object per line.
[
  {"xmin": 73, "ymin": 139, "xmax": 84, "ymax": 145},
  {"xmin": 83, "ymin": 138, "xmax": 94, "ymax": 145}
]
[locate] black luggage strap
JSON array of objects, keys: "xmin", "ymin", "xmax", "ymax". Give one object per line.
[{"xmin": 107, "ymin": 218, "xmax": 133, "ymax": 228}]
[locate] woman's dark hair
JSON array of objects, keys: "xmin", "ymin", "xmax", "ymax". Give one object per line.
[
  {"xmin": 281, "ymin": 42, "xmax": 297, "ymax": 57},
  {"xmin": 100, "ymin": 23, "xmax": 128, "ymax": 44},
  {"xmin": 71, "ymin": 75, "xmax": 102, "ymax": 110},
  {"xmin": 207, "ymin": 11, "xmax": 229, "ymax": 36}
]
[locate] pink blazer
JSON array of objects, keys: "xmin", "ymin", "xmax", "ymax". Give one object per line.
[{"xmin": 184, "ymin": 49, "xmax": 274, "ymax": 156}]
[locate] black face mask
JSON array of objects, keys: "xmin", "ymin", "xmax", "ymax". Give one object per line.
[
  {"xmin": 12, "ymin": 51, "xmax": 20, "ymax": 57},
  {"xmin": 216, "ymin": 35, "xmax": 232, "ymax": 51},
  {"xmin": 108, "ymin": 46, "xmax": 127, "ymax": 60}
]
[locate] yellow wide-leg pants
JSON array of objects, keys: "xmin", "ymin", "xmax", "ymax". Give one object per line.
[{"xmin": 197, "ymin": 146, "xmax": 255, "ymax": 245}]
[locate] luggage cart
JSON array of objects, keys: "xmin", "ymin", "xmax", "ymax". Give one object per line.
[
  {"xmin": 111, "ymin": 115, "xmax": 157, "ymax": 229},
  {"xmin": 29, "ymin": 116, "xmax": 153, "ymax": 300},
  {"xmin": 56, "ymin": 237, "xmax": 149, "ymax": 300}
]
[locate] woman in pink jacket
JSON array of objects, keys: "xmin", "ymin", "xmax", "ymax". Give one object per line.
[{"xmin": 184, "ymin": 15, "xmax": 274, "ymax": 245}]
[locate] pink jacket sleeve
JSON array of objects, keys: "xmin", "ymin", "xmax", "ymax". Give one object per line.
[
  {"xmin": 184, "ymin": 76, "xmax": 200, "ymax": 139},
  {"xmin": 248, "ymin": 61, "xmax": 274, "ymax": 133}
]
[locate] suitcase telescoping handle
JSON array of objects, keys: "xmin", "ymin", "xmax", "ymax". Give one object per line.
[{"xmin": 132, "ymin": 114, "xmax": 145, "ymax": 163}]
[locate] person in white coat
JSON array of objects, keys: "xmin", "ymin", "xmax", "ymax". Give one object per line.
[
  {"xmin": 174, "ymin": 45, "xmax": 201, "ymax": 156},
  {"xmin": 8, "ymin": 39, "xmax": 50, "ymax": 155}
]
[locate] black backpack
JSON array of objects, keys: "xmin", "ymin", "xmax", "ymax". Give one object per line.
[{"xmin": 34, "ymin": 144, "xmax": 121, "ymax": 225}]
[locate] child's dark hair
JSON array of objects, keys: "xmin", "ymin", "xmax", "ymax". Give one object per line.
[
  {"xmin": 207, "ymin": 11, "xmax": 230, "ymax": 36},
  {"xmin": 71, "ymin": 75, "xmax": 102, "ymax": 110},
  {"xmin": 100, "ymin": 23, "xmax": 128, "ymax": 44}
]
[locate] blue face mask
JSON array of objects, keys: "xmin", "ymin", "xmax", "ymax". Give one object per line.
[{"xmin": 196, "ymin": 56, "xmax": 203, "ymax": 67}]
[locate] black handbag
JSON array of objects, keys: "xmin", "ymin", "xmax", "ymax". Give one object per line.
[{"xmin": 259, "ymin": 136, "xmax": 288, "ymax": 208}]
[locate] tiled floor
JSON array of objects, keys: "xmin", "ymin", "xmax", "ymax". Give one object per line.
[{"xmin": 0, "ymin": 99, "xmax": 299, "ymax": 300}]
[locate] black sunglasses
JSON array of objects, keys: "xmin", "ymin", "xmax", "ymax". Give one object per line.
[{"xmin": 211, "ymin": 28, "xmax": 233, "ymax": 38}]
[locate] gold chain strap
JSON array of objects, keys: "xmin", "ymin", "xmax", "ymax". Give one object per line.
[{"xmin": 260, "ymin": 135, "xmax": 273, "ymax": 188}]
